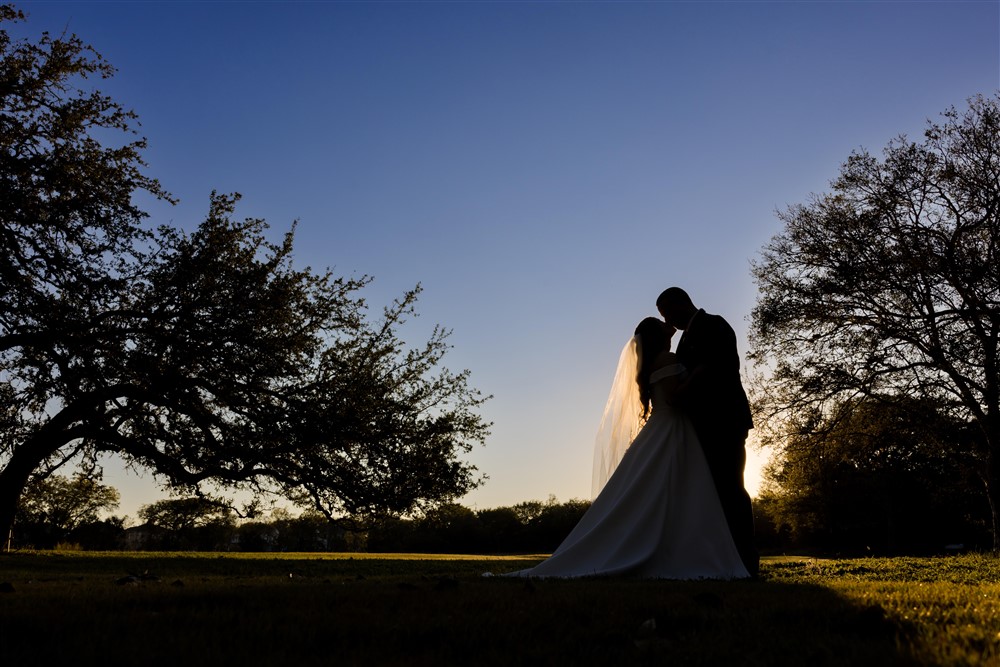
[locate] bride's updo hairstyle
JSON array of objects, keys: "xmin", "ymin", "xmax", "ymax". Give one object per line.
[{"xmin": 634, "ymin": 317, "xmax": 671, "ymax": 419}]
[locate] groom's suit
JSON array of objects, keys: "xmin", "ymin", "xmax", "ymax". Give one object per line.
[{"xmin": 675, "ymin": 309, "xmax": 759, "ymax": 576}]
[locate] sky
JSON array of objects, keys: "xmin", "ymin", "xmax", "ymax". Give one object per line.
[{"xmin": 9, "ymin": 0, "xmax": 1000, "ymax": 521}]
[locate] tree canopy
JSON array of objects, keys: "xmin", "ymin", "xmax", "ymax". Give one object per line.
[
  {"xmin": 757, "ymin": 395, "xmax": 988, "ymax": 554},
  {"xmin": 750, "ymin": 93, "xmax": 1000, "ymax": 547},
  {"xmin": 14, "ymin": 472, "xmax": 120, "ymax": 547},
  {"xmin": 0, "ymin": 5, "xmax": 490, "ymax": 548}
]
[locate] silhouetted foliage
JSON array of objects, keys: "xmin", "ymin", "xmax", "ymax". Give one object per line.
[
  {"xmin": 138, "ymin": 497, "xmax": 233, "ymax": 533},
  {"xmin": 90, "ymin": 496, "xmax": 597, "ymax": 553},
  {"xmin": 511, "ymin": 496, "xmax": 592, "ymax": 552},
  {"xmin": 65, "ymin": 517, "xmax": 125, "ymax": 550},
  {"xmin": 0, "ymin": 6, "xmax": 490, "ymax": 548},
  {"xmin": 235, "ymin": 509, "xmax": 361, "ymax": 552},
  {"xmin": 750, "ymin": 93, "xmax": 1000, "ymax": 548},
  {"xmin": 136, "ymin": 497, "xmax": 236, "ymax": 550},
  {"xmin": 757, "ymin": 396, "xmax": 991, "ymax": 555},
  {"xmin": 475, "ymin": 506, "xmax": 523, "ymax": 552},
  {"xmin": 365, "ymin": 496, "xmax": 591, "ymax": 554},
  {"xmin": 13, "ymin": 473, "xmax": 120, "ymax": 548}
]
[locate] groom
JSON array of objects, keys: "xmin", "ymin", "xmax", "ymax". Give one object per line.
[{"xmin": 657, "ymin": 287, "xmax": 759, "ymax": 577}]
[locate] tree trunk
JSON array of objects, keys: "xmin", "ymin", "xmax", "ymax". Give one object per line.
[
  {"xmin": 0, "ymin": 461, "xmax": 35, "ymax": 552},
  {"xmin": 0, "ymin": 398, "xmax": 104, "ymax": 550},
  {"xmin": 989, "ymin": 443, "xmax": 1000, "ymax": 553},
  {"xmin": 0, "ymin": 432, "xmax": 66, "ymax": 552},
  {"xmin": 980, "ymin": 403, "xmax": 1000, "ymax": 552}
]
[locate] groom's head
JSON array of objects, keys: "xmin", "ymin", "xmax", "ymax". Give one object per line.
[{"xmin": 656, "ymin": 287, "xmax": 697, "ymax": 329}]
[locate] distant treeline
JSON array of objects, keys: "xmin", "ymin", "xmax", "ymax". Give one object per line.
[
  {"xmin": 11, "ymin": 465, "xmax": 993, "ymax": 555},
  {"xmin": 12, "ymin": 494, "xmax": 992, "ymax": 556},
  {"xmin": 11, "ymin": 496, "xmax": 592, "ymax": 554}
]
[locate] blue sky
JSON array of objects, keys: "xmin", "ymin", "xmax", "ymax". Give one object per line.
[{"xmin": 11, "ymin": 0, "xmax": 1000, "ymax": 519}]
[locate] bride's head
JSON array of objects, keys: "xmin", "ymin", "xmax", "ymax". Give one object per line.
[{"xmin": 634, "ymin": 317, "xmax": 671, "ymax": 417}]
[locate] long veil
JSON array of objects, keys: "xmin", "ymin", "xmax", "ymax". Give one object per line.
[{"xmin": 591, "ymin": 335, "xmax": 644, "ymax": 498}]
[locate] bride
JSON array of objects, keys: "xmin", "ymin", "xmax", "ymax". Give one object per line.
[{"xmin": 506, "ymin": 317, "xmax": 749, "ymax": 579}]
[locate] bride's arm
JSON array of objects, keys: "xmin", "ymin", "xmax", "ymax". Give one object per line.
[
  {"xmin": 671, "ymin": 365, "xmax": 702, "ymax": 407},
  {"xmin": 656, "ymin": 366, "xmax": 690, "ymax": 405},
  {"xmin": 649, "ymin": 350, "xmax": 690, "ymax": 404}
]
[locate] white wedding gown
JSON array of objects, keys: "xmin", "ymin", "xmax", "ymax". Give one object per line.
[{"xmin": 507, "ymin": 365, "xmax": 749, "ymax": 580}]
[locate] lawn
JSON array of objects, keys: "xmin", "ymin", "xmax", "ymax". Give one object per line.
[{"xmin": 1, "ymin": 551, "xmax": 998, "ymax": 666}]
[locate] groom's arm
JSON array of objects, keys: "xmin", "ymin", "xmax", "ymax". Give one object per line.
[
  {"xmin": 705, "ymin": 315, "xmax": 741, "ymax": 374},
  {"xmin": 675, "ymin": 315, "xmax": 739, "ymax": 405}
]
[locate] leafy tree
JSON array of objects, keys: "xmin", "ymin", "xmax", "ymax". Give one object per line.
[
  {"xmin": 494, "ymin": 495, "xmax": 590, "ymax": 552},
  {"xmin": 0, "ymin": 3, "xmax": 169, "ymax": 544},
  {"xmin": 750, "ymin": 93, "xmax": 1000, "ymax": 547},
  {"xmin": 65, "ymin": 516, "xmax": 125, "ymax": 550},
  {"xmin": 476, "ymin": 506, "xmax": 522, "ymax": 552},
  {"xmin": 365, "ymin": 514, "xmax": 418, "ymax": 552},
  {"xmin": 138, "ymin": 496, "xmax": 233, "ymax": 533},
  {"xmin": 13, "ymin": 472, "xmax": 119, "ymax": 547},
  {"xmin": 138, "ymin": 496, "xmax": 236, "ymax": 550},
  {"xmin": 518, "ymin": 497, "xmax": 590, "ymax": 552},
  {"xmin": 0, "ymin": 6, "xmax": 489, "ymax": 548},
  {"xmin": 362, "ymin": 498, "xmax": 592, "ymax": 554},
  {"xmin": 759, "ymin": 396, "xmax": 989, "ymax": 554},
  {"xmin": 413, "ymin": 503, "xmax": 482, "ymax": 553},
  {"xmin": 236, "ymin": 508, "xmax": 358, "ymax": 552}
]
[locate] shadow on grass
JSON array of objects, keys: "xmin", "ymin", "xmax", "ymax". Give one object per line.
[
  {"xmin": 411, "ymin": 576, "xmax": 911, "ymax": 667},
  {"xmin": 0, "ymin": 553, "xmax": 918, "ymax": 666}
]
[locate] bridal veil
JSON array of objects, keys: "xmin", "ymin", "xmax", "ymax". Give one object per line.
[{"xmin": 591, "ymin": 335, "xmax": 644, "ymax": 497}]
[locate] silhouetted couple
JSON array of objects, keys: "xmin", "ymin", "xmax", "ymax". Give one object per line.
[{"xmin": 508, "ymin": 287, "xmax": 758, "ymax": 580}]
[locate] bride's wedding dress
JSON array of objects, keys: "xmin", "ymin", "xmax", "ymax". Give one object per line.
[{"xmin": 507, "ymin": 361, "xmax": 749, "ymax": 580}]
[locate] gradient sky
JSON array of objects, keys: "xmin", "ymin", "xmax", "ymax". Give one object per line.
[{"xmin": 10, "ymin": 0, "xmax": 1000, "ymax": 520}]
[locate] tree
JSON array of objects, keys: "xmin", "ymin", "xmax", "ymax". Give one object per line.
[
  {"xmin": 750, "ymin": 93, "xmax": 1000, "ymax": 546},
  {"xmin": 138, "ymin": 496, "xmax": 236, "ymax": 550},
  {"xmin": 0, "ymin": 6, "xmax": 490, "ymax": 548},
  {"xmin": 13, "ymin": 472, "xmax": 119, "ymax": 547},
  {"xmin": 759, "ymin": 396, "xmax": 989, "ymax": 554},
  {"xmin": 518, "ymin": 496, "xmax": 590, "ymax": 552},
  {"xmin": 475, "ymin": 506, "xmax": 522, "ymax": 552},
  {"xmin": 138, "ymin": 496, "xmax": 233, "ymax": 533},
  {"xmin": 413, "ymin": 503, "xmax": 483, "ymax": 553}
]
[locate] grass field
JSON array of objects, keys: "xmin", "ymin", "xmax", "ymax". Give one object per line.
[{"xmin": 1, "ymin": 551, "xmax": 999, "ymax": 666}]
